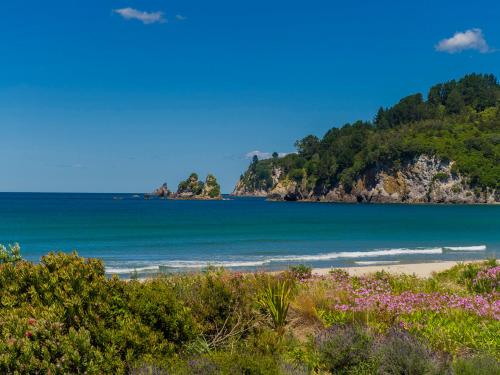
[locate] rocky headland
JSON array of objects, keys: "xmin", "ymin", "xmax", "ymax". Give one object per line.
[
  {"xmin": 233, "ymin": 155, "xmax": 498, "ymax": 204},
  {"xmin": 233, "ymin": 74, "xmax": 500, "ymax": 204}
]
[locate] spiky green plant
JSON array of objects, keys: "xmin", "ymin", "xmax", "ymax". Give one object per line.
[{"xmin": 257, "ymin": 279, "xmax": 292, "ymax": 334}]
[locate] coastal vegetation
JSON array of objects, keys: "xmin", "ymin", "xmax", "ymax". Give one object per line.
[
  {"xmin": 150, "ymin": 173, "xmax": 222, "ymax": 200},
  {"xmin": 0, "ymin": 244, "xmax": 498, "ymax": 374},
  {"xmin": 235, "ymin": 74, "xmax": 500, "ymax": 203},
  {"xmin": 175, "ymin": 173, "xmax": 222, "ymax": 199}
]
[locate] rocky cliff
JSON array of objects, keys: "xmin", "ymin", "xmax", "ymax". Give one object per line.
[
  {"xmin": 232, "ymin": 166, "xmax": 282, "ymax": 197},
  {"xmin": 233, "ymin": 155, "xmax": 498, "ymax": 204}
]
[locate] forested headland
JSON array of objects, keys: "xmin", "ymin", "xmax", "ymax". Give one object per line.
[{"xmin": 234, "ymin": 74, "xmax": 500, "ymax": 203}]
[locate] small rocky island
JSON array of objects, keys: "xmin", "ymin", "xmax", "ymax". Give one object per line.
[{"xmin": 150, "ymin": 173, "xmax": 222, "ymax": 200}]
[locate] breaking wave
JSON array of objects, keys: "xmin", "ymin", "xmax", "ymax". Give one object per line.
[
  {"xmin": 266, "ymin": 248, "xmax": 443, "ymax": 262},
  {"xmin": 443, "ymin": 245, "xmax": 487, "ymax": 251},
  {"xmin": 104, "ymin": 244, "xmax": 488, "ymax": 274},
  {"xmin": 354, "ymin": 260, "xmax": 401, "ymax": 265}
]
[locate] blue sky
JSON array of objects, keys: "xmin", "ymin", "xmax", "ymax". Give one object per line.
[{"xmin": 1, "ymin": 0, "xmax": 499, "ymax": 193}]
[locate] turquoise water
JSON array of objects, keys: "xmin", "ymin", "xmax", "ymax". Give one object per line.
[{"xmin": 0, "ymin": 193, "xmax": 498, "ymax": 277}]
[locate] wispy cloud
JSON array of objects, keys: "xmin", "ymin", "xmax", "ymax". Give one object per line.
[
  {"xmin": 56, "ymin": 163, "xmax": 86, "ymax": 169},
  {"xmin": 176, "ymin": 14, "xmax": 187, "ymax": 21},
  {"xmin": 113, "ymin": 8, "xmax": 166, "ymax": 24},
  {"xmin": 435, "ymin": 28, "xmax": 490, "ymax": 53},
  {"xmin": 245, "ymin": 151, "xmax": 292, "ymax": 160}
]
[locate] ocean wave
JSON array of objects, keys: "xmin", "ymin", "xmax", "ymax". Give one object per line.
[
  {"xmin": 105, "ymin": 245, "xmax": 487, "ymax": 274},
  {"xmin": 160, "ymin": 260, "xmax": 270, "ymax": 269},
  {"xmin": 105, "ymin": 260, "xmax": 270, "ymax": 273},
  {"xmin": 354, "ymin": 260, "xmax": 401, "ymax": 265},
  {"xmin": 443, "ymin": 245, "xmax": 486, "ymax": 251},
  {"xmin": 105, "ymin": 266, "xmax": 160, "ymax": 274},
  {"xmin": 267, "ymin": 248, "xmax": 443, "ymax": 262}
]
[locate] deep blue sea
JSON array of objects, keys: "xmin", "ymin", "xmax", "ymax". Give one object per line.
[{"xmin": 0, "ymin": 193, "xmax": 499, "ymax": 277}]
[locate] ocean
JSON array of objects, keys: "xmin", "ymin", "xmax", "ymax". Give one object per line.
[{"xmin": 0, "ymin": 193, "xmax": 498, "ymax": 277}]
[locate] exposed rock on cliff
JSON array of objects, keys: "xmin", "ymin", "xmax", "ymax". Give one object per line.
[
  {"xmin": 232, "ymin": 165, "xmax": 282, "ymax": 197},
  {"xmin": 234, "ymin": 155, "xmax": 498, "ymax": 204}
]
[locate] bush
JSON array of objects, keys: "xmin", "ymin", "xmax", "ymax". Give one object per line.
[
  {"xmin": 453, "ymin": 354, "xmax": 500, "ymax": 375},
  {"xmin": 175, "ymin": 268, "xmax": 257, "ymax": 348},
  {"xmin": 0, "ymin": 252, "xmax": 192, "ymax": 373},
  {"xmin": 288, "ymin": 264, "xmax": 312, "ymax": 281},
  {"xmin": 373, "ymin": 328, "xmax": 444, "ymax": 375},
  {"xmin": 0, "ymin": 243, "xmax": 22, "ymax": 264},
  {"xmin": 315, "ymin": 325, "xmax": 372, "ymax": 372},
  {"xmin": 471, "ymin": 266, "xmax": 499, "ymax": 294},
  {"xmin": 167, "ymin": 351, "xmax": 289, "ymax": 375},
  {"xmin": 125, "ymin": 279, "xmax": 197, "ymax": 347},
  {"xmin": 433, "ymin": 172, "xmax": 449, "ymax": 182}
]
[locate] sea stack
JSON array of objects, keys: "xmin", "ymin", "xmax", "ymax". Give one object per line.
[
  {"xmin": 173, "ymin": 173, "xmax": 222, "ymax": 200},
  {"xmin": 152, "ymin": 183, "xmax": 171, "ymax": 198}
]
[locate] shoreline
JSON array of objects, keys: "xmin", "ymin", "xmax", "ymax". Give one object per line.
[
  {"xmin": 311, "ymin": 260, "xmax": 481, "ymax": 278},
  {"xmin": 128, "ymin": 260, "xmax": 486, "ymax": 281}
]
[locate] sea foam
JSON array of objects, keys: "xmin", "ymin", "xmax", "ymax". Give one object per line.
[
  {"xmin": 354, "ymin": 260, "xmax": 401, "ymax": 265},
  {"xmin": 443, "ymin": 245, "xmax": 487, "ymax": 251},
  {"xmin": 105, "ymin": 246, "xmax": 466, "ymax": 273},
  {"xmin": 105, "ymin": 266, "xmax": 160, "ymax": 274},
  {"xmin": 267, "ymin": 248, "xmax": 443, "ymax": 262}
]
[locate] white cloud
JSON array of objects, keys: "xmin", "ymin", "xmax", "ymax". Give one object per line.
[
  {"xmin": 435, "ymin": 28, "xmax": 490, "ymax": 53},
  {"xmin": 56, "ymin": 163, "xmax": 86, "ymax": 169},
  {"xmin": 176, "ymin": 14, "xmax": 187, "ymax": 21},
  {"xmin": 245, "ymin": 151, "xmax": 292, "ymax": 160},
  {"xmin": 113, "ymin": 8, "xmax": 165, "ymax": 24}
]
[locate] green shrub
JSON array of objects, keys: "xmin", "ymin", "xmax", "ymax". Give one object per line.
[
  {"xmin": 174, "ymin": 268, "xmax": 257, "ymax": 348},
  {"xmin": 373, "ymin": 328, "xmax": 443, "ymax": 375},
  {"xmin": 168, "ymin": 351, "xmax": 289, "ymax": 375},
  {"xmin": 401, "ymin": 310, "xmax": 500, "ymax": 356},
  {"xmin": 453, "ymin": 354, "xmax": 500, "ymax": 375},
  {"xmin": 315, "ymin": 325, "xmax": 372, "ymax": 373},
  {"xmin": 288, "ymin": 264, "xmax": 312, "ymax": 281},
  {"xmin": 126, "ymin": 279, "xmax": 197, "ymax": 347},
  {"xmin": 0, "ymin": 243, "xmax": 22, "ymax": 264},
  {"xmin": 433, "ymin": 172, "xmax": 449, "ymax": 182}
]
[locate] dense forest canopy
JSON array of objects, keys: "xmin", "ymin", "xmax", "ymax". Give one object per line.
[{"xmin": 240, "ymin": 74, "xmax": 500, "ymax": 193}]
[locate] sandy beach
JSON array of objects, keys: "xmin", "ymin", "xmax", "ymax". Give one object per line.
[{"xmin": 312, "ymin": 260, "xmax": 480, "ymax": 278}]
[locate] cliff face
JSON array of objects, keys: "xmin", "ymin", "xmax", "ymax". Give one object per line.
[
  {"xmin": 233, "ymin": 155, "xmax": 498, "ymax": 204},
  {"xmin": 232, "ymin": 167, "xmax": 282, "ymax": 197}
]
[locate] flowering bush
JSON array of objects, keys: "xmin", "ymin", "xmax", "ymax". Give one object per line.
[
  {"xmin": 319, "ymin": 268, "xmax": 500, "ymax": 321},
  {"xmin": 297, "ymin": 261, "xmax": 500, "ymax": 358},
  {"xmin": 472, "ymin": 266, "xmax": 500, "ymax": 294}
]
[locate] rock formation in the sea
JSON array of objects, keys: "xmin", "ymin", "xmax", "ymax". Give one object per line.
[
  {"xmin": 151, "ymin": 183, "xmax": 171, "ymax": 198},
  {"xmin": 172, "ymin": 173, "xmax": 222, "ymax": 200},
  {"xmin": 233, "ymin": 74, "xmax": 500, "ymax": 204},
  {"xmin": 202, "ymin": 174, "xmax": 222, "ymax": 199}
]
